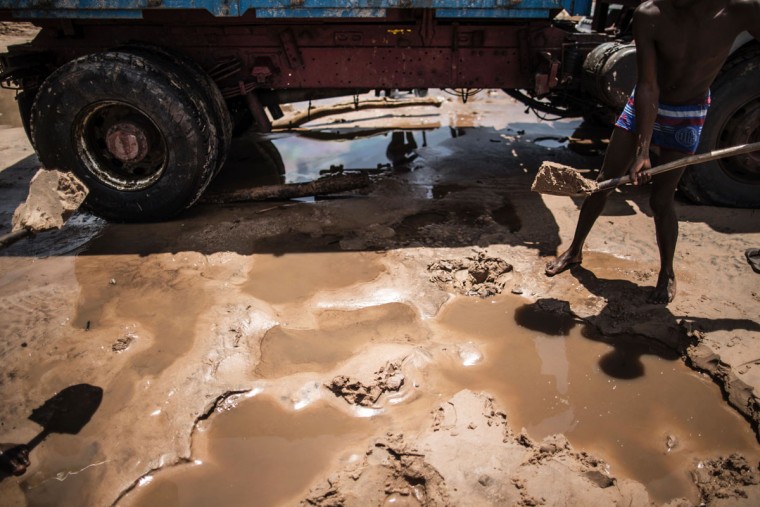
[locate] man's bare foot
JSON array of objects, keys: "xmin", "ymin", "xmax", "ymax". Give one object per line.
[
  {"xmin": 648, "ymin": 274, "xmax": 676, "ymax": 304},
  {"xmin": 545, "ymin": 250, "xmax": 582, "ymax": 277}
]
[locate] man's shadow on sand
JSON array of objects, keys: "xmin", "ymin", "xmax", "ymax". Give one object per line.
[{"xmin": 517, "ymin": 266, "xmax": 760, "ymax": 381}]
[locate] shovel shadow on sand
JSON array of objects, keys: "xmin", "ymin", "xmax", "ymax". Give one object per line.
[{"xmin": 0, "ymin": 383, "xmax": 103, "ymax": 481}]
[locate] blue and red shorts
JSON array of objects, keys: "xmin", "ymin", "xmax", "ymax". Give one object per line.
[{"xmin": 615, "ymin": 89, "xmax": 711, "ymax": 154}]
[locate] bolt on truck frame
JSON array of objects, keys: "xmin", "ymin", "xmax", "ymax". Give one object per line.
[{"xmin": 0, "ymin": 1, "xmax": 757, "ymax": 221}]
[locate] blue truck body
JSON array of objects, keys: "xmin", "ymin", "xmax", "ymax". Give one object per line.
[{"xmin": 2, "ymin": 0, "xmax": 592, "ymax": 19}]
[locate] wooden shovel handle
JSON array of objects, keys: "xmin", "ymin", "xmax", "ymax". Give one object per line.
[
  {"xmin": 596, "ymin": 141, "xmax": 760, "ymax": 192},
  {"xmin": 0, "ymin": 228, "xmax": 31, "ymax": 249}
]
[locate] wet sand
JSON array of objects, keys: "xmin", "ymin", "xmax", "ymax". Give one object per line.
[{"xmin": 1, "ymin": 81, "xmax": 760, "ymax": 506}]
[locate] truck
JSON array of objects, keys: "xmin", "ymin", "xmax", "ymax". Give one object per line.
[{"xmin": 0, "ymin": 1, "xmax": 757, "ymax": 221}]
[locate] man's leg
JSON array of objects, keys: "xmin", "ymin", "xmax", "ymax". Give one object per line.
[
  {"xmin": 545, "ymin": 127, "xmax": 638, "ymax": 276},
  {"xmin": 648, "ymin": 148, "xmax": 688, "ymax": 304}
]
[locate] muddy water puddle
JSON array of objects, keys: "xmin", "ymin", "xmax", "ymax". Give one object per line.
[
  {"xmin": 128, "ymin": 395, "xmax": 381, "ymax": 507},
  {"xmin": 433, "ymin": 295, "xmax": 760, "ymax": 503},
  {"xmin": 244, "ymin": 251, "xmax": 386, "ymax": 304},
  {"xmin": 256, "ymin": 302, "xmax": 426, "ymax": 377},
  {"xmin": 73, "ymin": 253, "xmax": 215, "ymax": 376},
  {"xmin": 124, "ymin": 290, "xmax": 758, "ymax": 505},
  {"xmin": 532, "ymin": 136, "xmax": 569, "ymax": 149}
]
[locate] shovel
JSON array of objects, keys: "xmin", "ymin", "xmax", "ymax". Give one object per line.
[
  {"xmin": 531, "ymin": 141, "xmax": 760, "ymax": 197},
  {"xmin": 0, "ymin": 384, "xmax": 103, "ymax": 477}
]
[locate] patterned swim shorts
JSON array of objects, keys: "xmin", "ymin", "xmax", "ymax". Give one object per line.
[{"xmin": 615, "ymin": 89, "xmax": 711, "ymax": 154}]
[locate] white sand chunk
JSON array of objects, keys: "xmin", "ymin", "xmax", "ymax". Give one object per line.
[{"xmin": 12, "ymin": 169, "xmax": 88, "ymax": 233}]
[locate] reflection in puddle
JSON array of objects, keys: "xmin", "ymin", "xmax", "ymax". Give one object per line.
[
  {"xmin": 513, "ymin": 299, "xmax": 577, "ymax": 336},
  {"xmin": 433, "ymin": 295, "xmax": 759, "ymax": 504},
  {"xmin": 128, "ymin": 395, "xmax": 379, "ymax": 507},
  {"xmin": 532, "ymin": 136, "xmax": 569, "ymax": 149},
  {"xmin": 271, "ymin": 127, "xmax": 454, "ymax": 183}
]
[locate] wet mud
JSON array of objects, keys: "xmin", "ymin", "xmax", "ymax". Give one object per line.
[
  {"xmin": 124, "ymin": 290, "xmax": 758, "ymax": 505},
  {"xmin": 243, "ymin": 251, "xmax": 385, "ymax": 305},
  {"xmin": 432, "ymin": 295, "xmax": 760, "ymax": 504},
  {"xmin": 2, "ymin": 82, "xmax": 760, "ymax": 507},
  {"xmin": 428, "ymin": 251, "xmax": 513, "ymax": 297},
  {"xmin": 256, "ymin": 303, "xmax": 426, "ymax": 377},
  {"xmin": 129, "ymin": 395, "xmax": 380, "ymax": 507}
]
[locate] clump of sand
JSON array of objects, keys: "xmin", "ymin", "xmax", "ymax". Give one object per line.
[
  {"xmin": 326, "ymin": 362, "xmax": 405, "ymax": 408},
  {"xmin": 428, "ymin": 251, "xmax": 513, "ymax": 297},
  {"xmin": 692, "ymin": 454, "xmax": 760, "ymax": 504},
  {"xmin": 12, "ymin": 169, "xmax": 88, "ymax": 232},
  {"xmin": 531, "ymin": 161, "xmax": 597, "ymax": 196}
]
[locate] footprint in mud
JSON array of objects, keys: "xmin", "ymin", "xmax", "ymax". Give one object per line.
[
  {"xmin": 304, "ymin": 433, "xmax": 449, "ymax": 507},
  {"xmin": 692, "ymin": 454, "xmax": 760, "ymax": 505},
  {"xmin": 431, "ymin": 183, "xmax": 466, "ymax": 200}
]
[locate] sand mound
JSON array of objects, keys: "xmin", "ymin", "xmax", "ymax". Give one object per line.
[{"xmin": 301, "ymin": 390, "xmax": 651, "ymax": 506}]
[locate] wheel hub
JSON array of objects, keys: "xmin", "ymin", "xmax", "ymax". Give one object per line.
[
  {"xmin": 105, "ymin": 122, "xmax": 150, "ymax": 163},
  {"xmin": 77, "ymin": 102, "xmax": 167, "ymax": 191}
]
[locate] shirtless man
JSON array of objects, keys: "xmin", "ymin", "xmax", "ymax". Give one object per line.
[{"xmin": 545, "ymin": 0, "xmax": 760, "ymax": 303}]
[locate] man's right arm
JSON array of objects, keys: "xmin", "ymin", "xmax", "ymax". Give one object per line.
[{"xmin": 630, "ymin": 2, "xmax": 660, "ymax": 184}]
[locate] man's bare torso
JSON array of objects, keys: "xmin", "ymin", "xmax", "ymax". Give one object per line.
[{"xmin": 640, "ymin": 0, "xmax": 757, "ymax": 103}]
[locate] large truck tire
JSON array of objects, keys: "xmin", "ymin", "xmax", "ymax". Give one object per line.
[
  {"xmin": 17, "ymin": 89, "xmax": 36, "ymax": 143},
  {"xmin": 679, "ymin": 43, "xmax": 760, "ymax": 207},
  {"xmin": 118, "ymin": 44, "xmax": 232, "ymax": 176},
  {"xmin": 30, "ymin": 51, "xmax": 219, "ymax": 221},
  {"xmin": 581, "ymin": 106, "xmax": 620, "ymax": 127}
]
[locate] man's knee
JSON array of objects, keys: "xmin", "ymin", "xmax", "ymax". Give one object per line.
[{"xmin": 649, "ymin": 189, "xmax": 675, "ymax": 218}]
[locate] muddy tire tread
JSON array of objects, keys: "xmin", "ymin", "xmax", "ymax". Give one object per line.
[
  {"xmin": 30, "ymin": 51, "xmax": 218, "ymax": 221},
  {"xmin": 117, "ymin": 44, "xmax": 232, "ymax": 175}
]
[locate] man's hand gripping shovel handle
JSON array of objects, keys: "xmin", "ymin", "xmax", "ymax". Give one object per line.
[{"xmin": 596, "ymin": 141, "xmax": 760, "ymax": 193}]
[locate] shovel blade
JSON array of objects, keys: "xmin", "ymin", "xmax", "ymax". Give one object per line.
[{"xmin": 531, "ymin": 162, "xmax": 597, "ymax": 197}]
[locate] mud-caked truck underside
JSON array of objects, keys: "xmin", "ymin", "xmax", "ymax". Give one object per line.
[{"xmin": 0, "ymin": 1, "xmax": 758, "ymax": 221}]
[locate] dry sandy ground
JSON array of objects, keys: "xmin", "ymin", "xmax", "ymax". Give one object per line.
[{"xmin": 1, "ymin": 27, "xmax": 760, "ymax": 507}]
